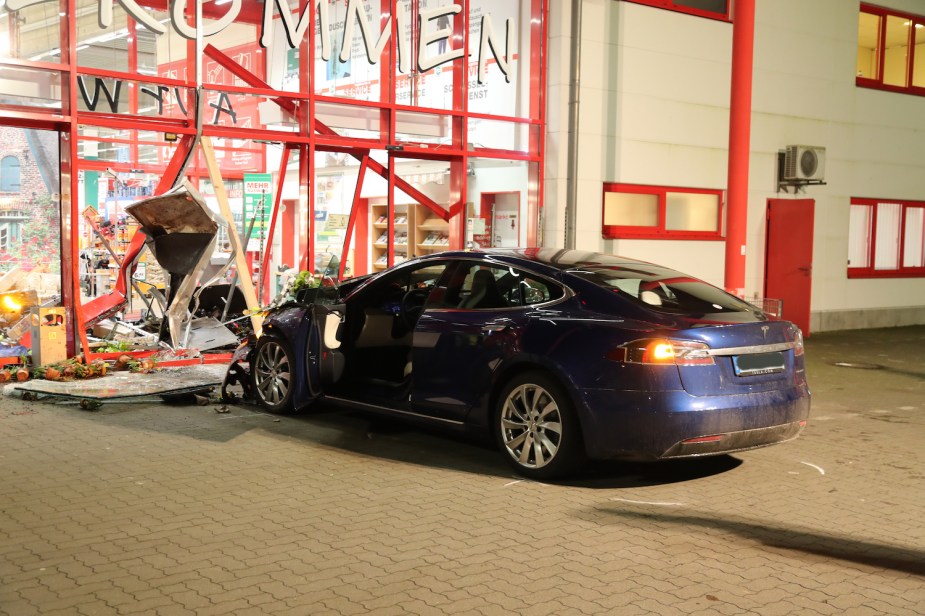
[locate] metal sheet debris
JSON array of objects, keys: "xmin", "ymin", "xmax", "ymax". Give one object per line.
[
  {"xmin": 126, "ymin": 182, "xmax": 233, "ymax": 350},
  {"xmin": 5, "ymin": 364, "xmax": 228, "ymax": 401}
]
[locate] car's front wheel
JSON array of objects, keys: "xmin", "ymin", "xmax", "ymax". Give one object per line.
[
  {"xmin": 495, "ymin": 372, "xmax": 586, "ymax": 479},
  {"xmin": 251, "ymin": 337, "xmax": 295, "ymax": 413}
]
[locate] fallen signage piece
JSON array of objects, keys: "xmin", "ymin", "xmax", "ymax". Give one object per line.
[{"xmin": 126, "ymin": 181, "xmax": 230, "ymax": 350}]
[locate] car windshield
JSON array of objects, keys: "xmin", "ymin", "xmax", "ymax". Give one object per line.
[{"xmin": 568, "ymin": 264, "xmax": 756, "ymax": 315}]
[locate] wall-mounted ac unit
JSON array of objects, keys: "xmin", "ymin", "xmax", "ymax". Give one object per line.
[{"xmin": 783, "ymin": 145, "xmax": 825, "ymax": 181}]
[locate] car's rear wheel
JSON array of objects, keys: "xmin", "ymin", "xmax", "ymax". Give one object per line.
[
  {"xmin": 251, "ymin": 337, "xmax": 295, "ymax": 413},
  {"xmin": 495, "ymin": 372, "xmax": 585, "ymax": 479}
]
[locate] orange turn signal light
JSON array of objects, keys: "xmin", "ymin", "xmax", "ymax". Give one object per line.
[{"xmin": 620, "ymin": 338, "xmax": 714, "ymax": 366}]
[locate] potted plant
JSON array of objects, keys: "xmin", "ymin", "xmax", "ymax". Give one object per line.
[{"xmin": 291, "ymin": 270, "xmax": 322, "ymax": 303}]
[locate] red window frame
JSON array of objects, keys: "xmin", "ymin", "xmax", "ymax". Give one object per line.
[
  {"xmin": 602, "ymin": 182, "xmax": 725, "ymax": 241},
  {"xmin": 848, "ymin": 197, "xmax": 925, "ymax": 278},
  {"xmin": 856, "ymin": 3, "xmax": 925, "ymax": 96},
  {"xmin": 621, "ymin": 0, "xmax": 731, "ymax": 22}
]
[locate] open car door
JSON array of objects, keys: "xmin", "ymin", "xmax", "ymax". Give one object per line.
[
  {"xmin": 302, "ymin": 296, "xmax": 346, "ymax": 402},
  {"xmin": 223, "ymin": 258, "xmax": 346, "ymax": 411}
]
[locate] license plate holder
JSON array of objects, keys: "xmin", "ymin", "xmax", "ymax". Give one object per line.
[{"xmin": 733, "ymin": 351, "xmax": 785, "ymax": 376}]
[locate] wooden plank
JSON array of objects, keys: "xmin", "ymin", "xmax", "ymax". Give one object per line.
[{"xmin": 200, "ymin": 136, "xmax": 264, "ymax": 335}]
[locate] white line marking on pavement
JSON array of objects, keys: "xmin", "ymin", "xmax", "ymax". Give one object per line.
[
  {"xmin": 610, "ymin": 497, "xmax": 686, "ymax": 506},
  {"xmin": 800, "ymin": 461, "xmax": 825, "ymax": 475}
]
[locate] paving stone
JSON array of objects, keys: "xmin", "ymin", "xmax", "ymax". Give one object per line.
[{"xmin": 0, "ymin": 326, "xmax": 923, "ymax": 615}]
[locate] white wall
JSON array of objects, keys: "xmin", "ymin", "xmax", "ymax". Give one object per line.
[
  {"xmin": 547, "ymin": 0, "xmax": 732, "ymax": 286},
  {"xmin": 545, "ymin": 0, "xmax": 925, "ymax": 329},
  {"xmin": 751, "ymin": 0, "xmax": 925, "ymax": 326}
]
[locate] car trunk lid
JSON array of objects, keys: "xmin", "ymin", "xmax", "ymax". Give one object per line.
[{"xmin": 670, "ymin": 321, "xmax": 802, "ymax": 396}]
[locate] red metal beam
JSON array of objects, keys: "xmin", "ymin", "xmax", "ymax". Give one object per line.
[
  {"xmin": 340, "ymin": 154, "xmax": 371, "ymax": 280},
  {"xmin": 204, "ymin": 44, "xmax": 298, "ymax": 115},
  {"xmin": 260, "ymin": 146, "xmax": 291, "ymax": 303},
  {"xmin": 203, "ymin": 43, "xmax": 449, "ymax": 222}
]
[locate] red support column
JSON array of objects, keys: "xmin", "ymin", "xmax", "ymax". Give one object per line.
[
  {"xmin": 527, "ymin": 0, "xmax": 547, "ymax": 247},
  {"xmin": 724, "ymin": 0, "xmax": 755, "ymax": 296},
  {"xmin": 63, "ymin": 0, "xmax": 80, "ymax": 357},
  {"xmin": 260, "ymin": 146, "xmax": 291, "ymax": 303},
  {"xmin": 448, "ymin": 0, "xmax": 469, "ymax": 249},
  {"xmin": 281, "ymin": 198, "xmax": 296, "ymax": 271}
]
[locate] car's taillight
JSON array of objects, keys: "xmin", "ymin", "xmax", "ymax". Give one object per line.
[
  {"xmin": 793, "ymin": 329, "xmax": 804, "ymax": 357},
  {"xmin": 621, "ymin": 338, "xmax": 714, "ymax": 366}
]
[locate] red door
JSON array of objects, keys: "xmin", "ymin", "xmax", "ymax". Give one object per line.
[{"xmin": 765, "ymin": 199, "xmax": 814, "ymax": 335}]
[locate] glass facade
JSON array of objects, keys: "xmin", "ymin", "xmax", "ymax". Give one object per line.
[{"xmin": 0, "ymin": 0, "xmax": 547, "ymax": 353}]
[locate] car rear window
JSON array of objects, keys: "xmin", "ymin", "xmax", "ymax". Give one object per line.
[{"xmin": 569, "ymin": 266, "xmax": 756, "ymax": 315}]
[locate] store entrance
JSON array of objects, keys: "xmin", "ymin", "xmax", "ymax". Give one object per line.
[{"xmin": 475, "ymin": 192, "xmax": 521, "ymax": 248}]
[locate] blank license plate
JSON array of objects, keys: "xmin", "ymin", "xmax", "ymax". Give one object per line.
[{"xmin": 733, "ymin": 352, "xmax": 785, "ymax": 376}]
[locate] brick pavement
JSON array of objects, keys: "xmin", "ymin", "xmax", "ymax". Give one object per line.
[{"xmin": 1, "ymin": 326, "xmax": 923, "ymax": 615}]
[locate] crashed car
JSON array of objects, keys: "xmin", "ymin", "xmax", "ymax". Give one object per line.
[{"xmin": 225, "ymin": 249, "xmax": 810, "ymax": 479}]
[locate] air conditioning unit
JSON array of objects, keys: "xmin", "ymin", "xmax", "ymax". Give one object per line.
[{"xmin": 783, "ymin": 145, "xmax": 826, "ymax": 181}]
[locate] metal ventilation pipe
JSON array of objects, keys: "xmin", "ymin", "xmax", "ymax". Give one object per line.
[{"xmin": 565, "ymin": 0, "xmax": 583, "ymax": 249}]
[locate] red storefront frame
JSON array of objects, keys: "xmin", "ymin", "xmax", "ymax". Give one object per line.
[{"xmin": 0, "ymin": 0, "xmax": 548, "ymax": 357}]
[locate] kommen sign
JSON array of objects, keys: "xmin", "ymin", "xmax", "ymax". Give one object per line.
[{"xmin": 7, "ymin": 0, "xmax": 512, "ymax": 85}]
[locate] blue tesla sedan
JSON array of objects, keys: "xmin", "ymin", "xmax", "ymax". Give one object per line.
[{"xmin": 226, "ymin": 249, "xmax": 810, "ymax": 479}]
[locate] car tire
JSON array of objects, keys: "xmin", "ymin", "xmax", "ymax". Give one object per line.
[
  {"xmin": 251, "ymin": 337, "xmax": 295, "ymax": 413},
  {"xmin": 494, "ymin": 372, "xmax": 586, "ymax": 480}
]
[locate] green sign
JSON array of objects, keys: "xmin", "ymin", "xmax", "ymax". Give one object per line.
[{"xmin": 243, "ymin": 173, "xmax": 272, "ymax": 251}]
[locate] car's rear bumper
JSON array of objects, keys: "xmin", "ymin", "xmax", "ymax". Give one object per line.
[
  {"xmin": 576, "ymin": 386, "xmax": 811, "ymax": 461},
  {"xmin": 658, "ymin": 419, "xmax": 805, "ymax": 458}
]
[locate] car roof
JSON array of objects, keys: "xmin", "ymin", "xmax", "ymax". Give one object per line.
[
  {"xmin": 388, "ymin": 248, "xmax": 681, "ymax": 280},
  {"xmin": 475, "ymin": 248, "xmax": 671, "ymax": 275},
  {"xmin": 349, "ymin": 249, "xmax": 686, "ymax": 292}
]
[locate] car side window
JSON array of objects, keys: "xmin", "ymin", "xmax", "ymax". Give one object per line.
[
  {"xmin": 507, "ymin": 274, "xmax": 561, "ymax": 306},
  {"xmin": 367, "ymin": 263, "xmax": 450, "ymax": 313},
  {"xmin": 439, "ymin": 263, "xmax": 563, "ymax": 310},
  {"xmin": 406, "ymin": 264, "xmax": 451, "ymax": 292}
]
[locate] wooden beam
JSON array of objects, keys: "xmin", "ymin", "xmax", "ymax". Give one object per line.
[{"xmin": 200, "ymin": 136, "xmax": 264, "ymax": 335}]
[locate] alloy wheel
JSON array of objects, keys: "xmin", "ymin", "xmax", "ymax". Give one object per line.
[
  {"xmin": 254, "ymin": 340, "xmax": 291, "ymax": 406},
  {"xmin": 499, "ymin": 383, "xmax": 564, "ymax": 469}
]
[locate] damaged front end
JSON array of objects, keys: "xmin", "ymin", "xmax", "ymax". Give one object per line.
[{"xmin": 221, "ymin": 334, "xmax": 256, "ymax": 402}]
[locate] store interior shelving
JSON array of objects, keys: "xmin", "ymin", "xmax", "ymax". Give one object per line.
[
  {"xmin": 414, "ymin": 204, "xmax": 450, "ymax": 253},
  {"xmin": 370, "ymin": 202, "xmax": 450, "ymax": 270},
  {"xmin": 371, "ymin": 202, "xmax": 411, "ymax": 269}
]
